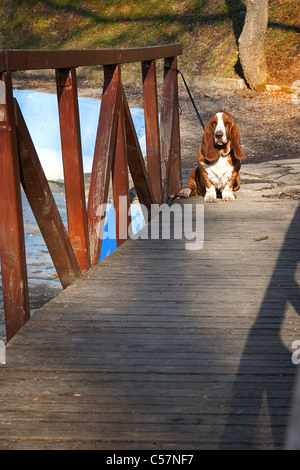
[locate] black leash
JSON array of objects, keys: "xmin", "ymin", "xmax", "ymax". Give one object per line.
[{"xmin": 164, "ymin": 65, "xmax": 206, "ymax": 131}]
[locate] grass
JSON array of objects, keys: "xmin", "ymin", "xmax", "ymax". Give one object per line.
[{"xmin": 0, "ymin": 0, "xmax": 299, "ymax": 85}]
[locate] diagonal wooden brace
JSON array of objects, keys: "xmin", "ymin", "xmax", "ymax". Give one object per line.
[
  {"xmin": 122, "ymin": 86, "xmax": 155, "ymax": 221},
  {"xmin": 87, "ymin": 64, "xmax": 122, "ymax": 266}
]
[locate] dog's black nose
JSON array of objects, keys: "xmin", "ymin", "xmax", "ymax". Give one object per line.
[{"xmin": 215, "ymin": 131, "xmax": 223, "ymax": 138}]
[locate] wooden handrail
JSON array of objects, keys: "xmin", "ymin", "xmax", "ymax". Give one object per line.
[
  {"xmin": 0, "ymin": 45, "xmax": 183, "ymax": 71},
  {"xmin": 0, "ymin": 45, "xmax": 182, "ymax": 341}
]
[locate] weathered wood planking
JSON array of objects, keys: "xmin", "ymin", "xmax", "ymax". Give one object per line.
[
  {"xmin": 286, "ymin": 368, "xmax": 300, "ymax": 449},
  {"xmin": 0, "ymin": 195, "xmax": 299, "ymax": 450}
]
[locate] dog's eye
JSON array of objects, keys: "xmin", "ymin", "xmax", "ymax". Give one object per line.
[
  {"xmin": 212, "ymin": 122, "xmax": 217, "ymax": 127},
  {"xmin": 225, "ymin": 121, "xmax": 230, "ymax": 127}
]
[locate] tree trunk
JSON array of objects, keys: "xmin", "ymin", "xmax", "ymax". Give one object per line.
[{"xmin": 239, "ymin": 0, "xmax": 269, "ymax": 89}]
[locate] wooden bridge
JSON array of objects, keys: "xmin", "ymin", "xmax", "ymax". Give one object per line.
[{"xmin": 0, "ymin": 45, "xmax": 299, "ymax": 450}]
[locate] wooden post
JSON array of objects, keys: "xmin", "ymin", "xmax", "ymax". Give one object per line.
[
  {"xmin": 160, "ymin": 57, "xmax": 182, "ymax": 203},
  {"xmin": 112, "ymin": 90, "xmax": 130, "ymax": 247},
  {"xmin": 142, "ymin": 60, "xmax": 162, "ymax": 204},
  {"xmin": 56, "ymin": 67, "xmax": 91, "ymax": 272},
  {"xmin": 14, "ymin": 100, "xmax": 81, "ymax": 289},
  {"xmin": 87, "ymin": 64, "xmax": 121, "ymax": 266},
  {"xmin": 0, "ymin": 72, "xmax": 30, "ymax": 342}
]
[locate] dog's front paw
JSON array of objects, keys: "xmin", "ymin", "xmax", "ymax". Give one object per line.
[
  {"xmin": 204, "ymin": 186, "xmax": 217, "ymax": 203},
  {"xmin": 178, "ymin": 187, "xmax": 192, "ymax": 198},
  {"xmin": 222, "ymin": 188, "xmax": 235, "ymax": 202}
]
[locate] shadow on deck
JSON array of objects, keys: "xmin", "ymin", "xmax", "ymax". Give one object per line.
[{"xmin": 221, "ymin": 201, "xmax": 300, "ymax": 448}]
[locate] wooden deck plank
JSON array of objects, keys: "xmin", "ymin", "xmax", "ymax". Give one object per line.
[{"xmin": 0, "ymin": 195, "xmax": 299, "ymax": 450}]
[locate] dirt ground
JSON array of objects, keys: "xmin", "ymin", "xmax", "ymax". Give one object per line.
[
  {"xmin": 14, "ymin": 75, "xmax": 300, "ymax": 172},
  {"xmin": 119, "ymin": 84, "xmax": 300, "ymax": 169},
  {"xmin": 177, "ymin": 87, "xmax": 299, "ymax": 167}
]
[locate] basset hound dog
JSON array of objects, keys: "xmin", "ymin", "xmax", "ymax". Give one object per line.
[{"xmin": 178, "ymin": 111, "xmax": 246, "ymax": 202}]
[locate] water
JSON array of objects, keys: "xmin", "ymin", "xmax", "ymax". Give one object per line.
[{"xmin": 12, "ymin": 90, "xmax": 146, "ymax": 181}]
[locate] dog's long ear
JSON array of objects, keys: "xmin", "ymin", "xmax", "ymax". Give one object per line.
[
  {"xmin": 230, "ymin": 122, "xmax": 246, "ymax": 160},
  {"xmin": 200, "ymin": 120, "xmax": 219, "ymax": 162}
]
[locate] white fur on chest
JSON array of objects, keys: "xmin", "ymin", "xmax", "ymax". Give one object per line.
[{"xmin": 204, "ymin": 156, "xmax": 233, "ymax": 190}]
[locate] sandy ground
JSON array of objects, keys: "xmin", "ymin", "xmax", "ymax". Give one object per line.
[{"xmin": 1, "ymin": 80, "xmax": 299, "ymax": 341}]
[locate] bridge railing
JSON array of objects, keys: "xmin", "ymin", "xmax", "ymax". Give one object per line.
[{"xmin": 0, "ymin": 44, "xmax": 183, "ymax": 341}]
